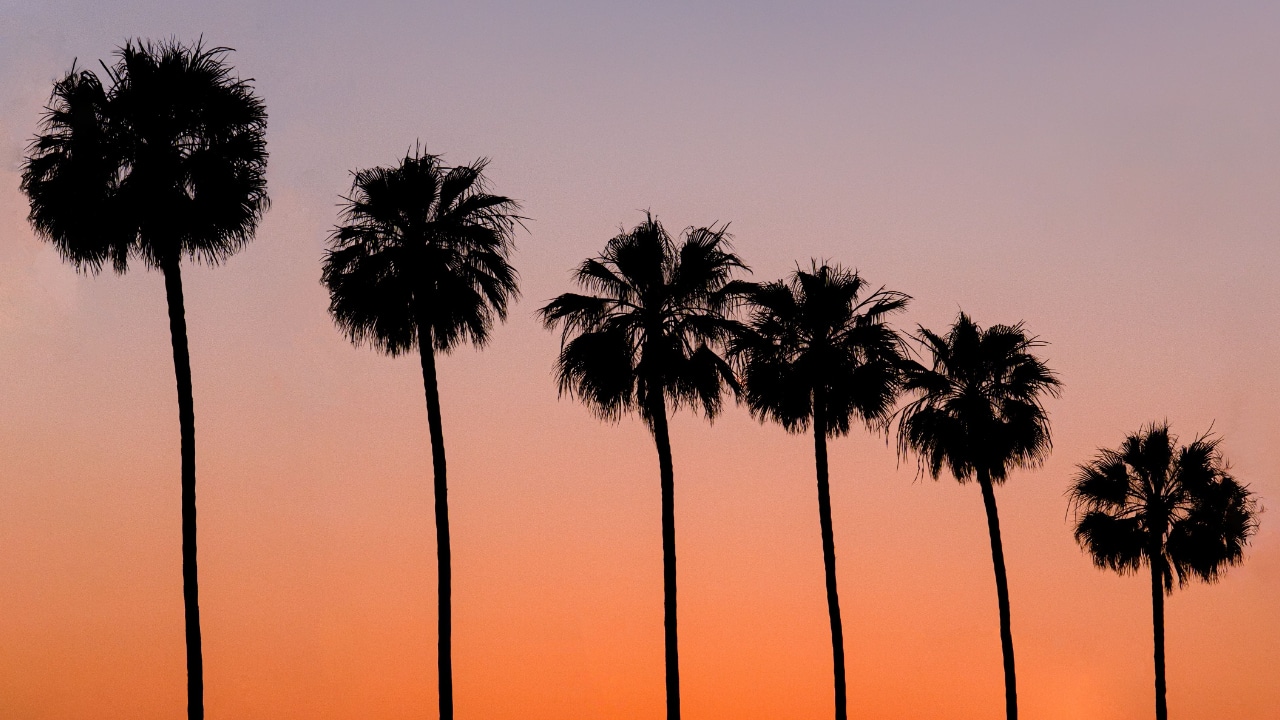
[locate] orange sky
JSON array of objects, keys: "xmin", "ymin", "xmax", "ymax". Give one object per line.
[{"xmin": 1, "ymin": 2, "xmax": 1279, "ymax": 719}]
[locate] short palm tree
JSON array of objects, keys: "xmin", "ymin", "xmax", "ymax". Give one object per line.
[
  {"xmin": 896, "ymin": 313, "xmax": 1060, "ymax": 720},
  {"xmin": 321, "ymin": 148, "xmax": 520, "ymax": 720},
  {"xmin": 540, "ymin": 213, "xmax": 745, "ymax": 720},
  {"xmin": 729, "ymin": 262, "xmax": 909, "ymax": 720},
  {"xmin": 1069, "ymin": 423, "xmax": 1258, "ymax": 720},
  {"xmin": 21, "ymin": 39, "xmax": 268, "ymax": 720}
]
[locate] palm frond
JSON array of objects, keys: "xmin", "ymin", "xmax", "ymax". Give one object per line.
[{"xmin": 1074, "ymin": 512, "xmax": 1145, "ymax": 574}]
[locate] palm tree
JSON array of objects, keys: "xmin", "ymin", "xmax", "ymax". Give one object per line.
[
  {"xmin": 729, "ymin": 262, "xmax": 909, "ymax": 720},
  {"xmin": 1068, "ymin": 423, "xmax": 1258, "ymax": 720},
  {"xmin": 21, "ymin": 39, "xmax": 268, "ymax": 720},
  {"xmin": 321, "ymin": 147, "xmax": 520, "ymax": 720},
  {"xmin": 896, "ymin": 313, "xmax": 1060, "ymax": 720},
  {"xmin": 539, "ymin": 213, "xmax": 745, "ymax": 720}
]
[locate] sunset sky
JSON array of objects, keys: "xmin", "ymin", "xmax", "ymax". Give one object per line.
[{"xmin": 2, "ymin": 1, "xmax": 1278, "ymax": 718}]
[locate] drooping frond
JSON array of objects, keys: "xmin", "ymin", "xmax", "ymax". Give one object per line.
[
  {"xmin": 540, "ymin": 212, "xmax": 747, "ymax": 427},
  {"xmin": 21, "ymin": 65, "xmax": 128, "ymax": 273},
  {"xmin": 322, "ymin": 148, "xmax": 522, "ymax": 357},
  {"xmin": 1166, "ymin": 432, "xmax": 1259, "ymax": 586},
  {"xmin": 1074, "ymin": 511, "xmax": 1146, "ymax": 574},
  {"xmin": 896, "ymin": 312, "xmax": 1061, "ymax": 484},
  {"xmin": 729, "ymin": 261, "xmax": 910, "ymax": 437},
  {"xmin": 1068, "ymin": 422, "xmax": 1260, "ymax": 593},
  {"xmin": 554, "ymin": 326, "xmax": 637, "ymax": 422}
]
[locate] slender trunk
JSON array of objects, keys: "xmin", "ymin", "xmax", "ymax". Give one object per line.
[
  {"xmin": 161, "ymin": 256, "xmax": 203, "ymax": 720},
  {"xmin": 812, "ymin": 397, "xmax": 847, "ymax": 720},
  {"xmin": 648, "ymin": 393, "xmax": 681, "ymax": 720},
  {"xmin": 417, "ymin": 325, "xmax": 453, "ymax": 720},
  {"xmin": 1151, "ymin": 559, "xmax": 1168, "ymax": 720},
  {"xmin": 977, "ymin": 471, "xmax": 1017, "ymax": 720}
]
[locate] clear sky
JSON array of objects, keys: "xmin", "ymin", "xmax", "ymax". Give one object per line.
[{"xmin": 1, "ymin": 1, "xmax": 1278, "ymax": 718}]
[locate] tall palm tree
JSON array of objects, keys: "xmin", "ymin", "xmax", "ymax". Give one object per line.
[
  {"xmin": 539, "ymin": 213, "xmax": 745, "ymax": 720},
  {"xmin": 21, "ymin": 39, "xmax": 268, "ymax": 720},
  {"xmin": 896, "ymin": 313, "xmax": 1060, "ymax": 720},
  {"xmin": 1068, "ymin": 423, "xmax": 1258, "ymax": 720},
  {"xmin": 321, "ymin": 148, "xmax": 520, "ymax": 720},
  {"xmin": 729, "ymin": 262, "xmax": 909, "ymax": 720}
]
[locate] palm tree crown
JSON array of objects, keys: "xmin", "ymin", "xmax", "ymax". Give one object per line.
[
  {"xmin": 731, "ymin": 262, "xmax": 909, "ymax": 435},
  {"xmin": 22, "ymin": 38, "xmax": 268, "ymax": 272},
  {"xmin": 322, "ymin": 148, "xmax": 521, "ymax": 355},
  {"xmin": 540, "ymin": 213, "xmax": 745, "ymax": 424},
  {"xmin": 1069, "ymin": 423, "xmax": 1257, "ymax": 591},
  {"xmin": 898, "ymin": 312, "xmax": 1061, "ymax": 483}
]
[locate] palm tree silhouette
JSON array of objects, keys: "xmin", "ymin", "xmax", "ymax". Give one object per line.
[
  {"xmin": 539, "ymin": 213, "xmax": 745, "ymax": 720},
  {"xmin": 1068, "ymin": 422, "xmax": 1258, "ymax": 720},
  {"xmin": 729, "ymin": 262, "xmax": 909, "ymax": 720},
  {"xmin": 321, "ymin": 147, "xmax": 520, "ymax": 720},
  {"xmin": 896, "ymin": 313, "xmax": 1060, "ymax": 720},
  {"xmin": 21, "ymin": 39, "xmax": 268, "ymax": 720}
]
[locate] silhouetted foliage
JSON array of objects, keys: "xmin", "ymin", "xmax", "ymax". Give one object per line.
[
  {"xmin": 23, "ymin": 40, "xmax": 268, "ymax": 274},
  {"xmin": 1069, "ymin": 422, "xmax": 1258, "ymax": 720},
  {"xmin": 540, "ymin": 213, "xmax": 745, "ymax": 720},
  {"xmin": 897, "ymin": 314, "xmax": 1059, "ymax": 485},
  {"xmin": 730, "ymin": 262, "xmax": 908, "ymax": 720},
  {"xmin": 896, "ymin": 312, "xmax": 1060, "ymax": 720},
  {"xmin": 21, "ymin": 38, "xmax": 268, "ymax": 720},
  {"xmin": 541, "ymin": 214, "xmax": 743, "ymax": 425},
  {"xmin": 322, "ymin": 149, "xmax": 520, "ymax": 356},
  {"xmin": 321, "ymin": 147, "xmax": 520, "ymax": 720},
  {"xmin": 732, "ymin": 263, "xmax": 908, "ymax": 435}
]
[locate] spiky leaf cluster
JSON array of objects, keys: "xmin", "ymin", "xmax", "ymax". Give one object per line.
[
  {"xmin": 22, "ymin": 38, "xmax": 269, "ymax": 273},
  {"xmin": 897, "ymin": 313, "xmax": 1061, "ymax": 484},
  {"xmin": 730, "ymin": 262, "xmax": 909, "ymax": 437},
  {"xmin": 1069, "ymin": 423, "xmax": 1258, "ymax": 592},
  {"xmin": 540, "ymin": 213, "xmax": 746, "ymax": 426},
  {"xmin": 321, "ymin": 150, "xmax": 521, "ymax": 357}
]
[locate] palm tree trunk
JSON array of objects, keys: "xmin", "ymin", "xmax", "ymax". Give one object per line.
[
  {"xmin": 648, "ymin": 392, "xmax": 681, "ymax": 720},
  {"xmin": 161, "ymin": 255, "xmax": 204, "ymax": 720},
  {"xmin": 417, "ymin": 325, "xmax": 453, "ymax": 720},
  {"xmin": 1150, "ymin": 559, "xmax": 1168, "ymax": 720},
  {"xmin": 977, "ymin": 471, "xmax": 1017, "ymax": 720},
  {"xmin": 812, "ymin": 398, "xmax": 847, "ymax": 720}
]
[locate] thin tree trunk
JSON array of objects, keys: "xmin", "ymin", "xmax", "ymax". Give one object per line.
[
  {"xmin": 417, "ymin": 324, "xmax": 453, "ymax": 720},
  {"xmin": 1151, "ymin": 559, "xmax": 1168, "ymax": 720},
  {"xmin": 977, "ymin": 472, "xmax": 1017, "ymax": 720},
  {"xmin": 161, "ymin": 256, "xmax": 203, "ymax": 720},
  {"xmin": 812, "ymin": 398, "xmax": 847, "ymax": 720},
  {"xmin": 648, "ymin": 393, "xmax": 681, "ymax": 720}
]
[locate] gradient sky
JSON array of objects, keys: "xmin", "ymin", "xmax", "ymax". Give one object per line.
[{"xmin": 2, "ymin": 1, "xmax": 1279, "ymax": 718}]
